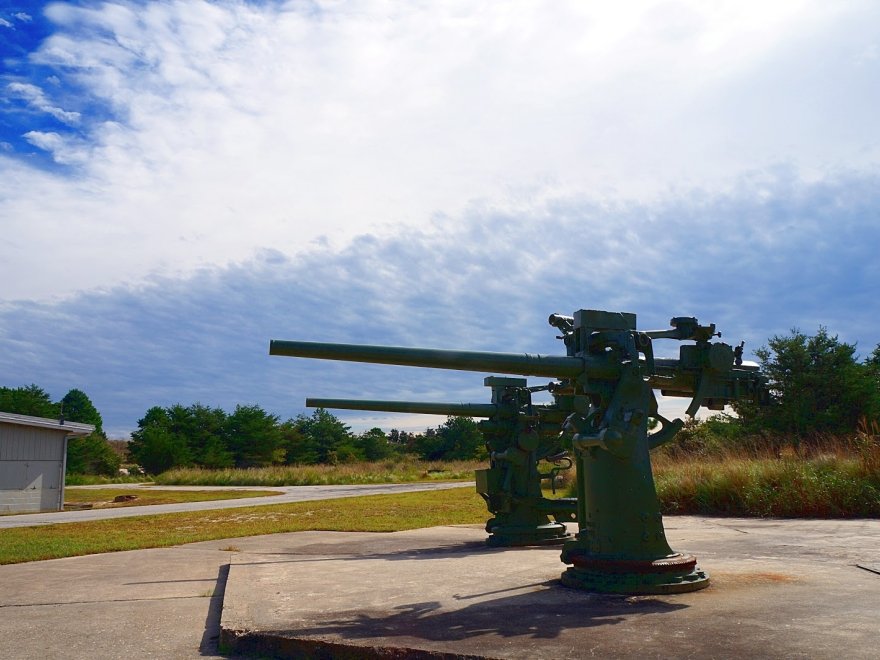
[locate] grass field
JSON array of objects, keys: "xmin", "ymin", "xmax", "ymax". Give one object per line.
[
  {"xmin": 155, "ymin": 458, "xmax": 481, "ymax": 486},
  {"xmin": 152, "ymin": 441, "xmax": 880, "ymax": 518},
  {"xmin": 652, "ymin": 451, "xmax": 880, "ymax": 517},
  {"xmin": 65, "ymin": 474, "xmax": 152, "ymax": 485},
  {"xmin": 63, "ymin": 487, "xmax": 281, "ymax": 509},
  {"xmin": 0, "ymin": 487, "xmax": 484, "ymax": 565}
]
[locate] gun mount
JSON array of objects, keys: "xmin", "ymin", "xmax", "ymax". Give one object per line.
[
  {"xmin": 307, "ymin": 376, "xmax": 578, "ymax": 547},
  {"xmin": 270, "ymin": 309, "xmax": 766, "ymax": 594}
]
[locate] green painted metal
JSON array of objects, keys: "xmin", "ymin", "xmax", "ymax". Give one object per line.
[
  {"xmin": 305, "ymin": 398, "xmax": 498, "ymax": 418},
  {"xmin": 270, "ymin": 309, "xmax": 766, "ymax": 594},
  {"xmin": 475, "ymin": 377, "xmax": 577, "ymax": 546},
  {"xmin": 269, "ymin": 340, "xmax": 616, "ymax": 378},
  {"xmin": 304, "ymin": 377, "xmax": 577, "ymax": 546}
]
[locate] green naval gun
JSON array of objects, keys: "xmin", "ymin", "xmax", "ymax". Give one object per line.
[{"xmin": 270, "ymin": 309, "xmax": 766, "ymax": 594}]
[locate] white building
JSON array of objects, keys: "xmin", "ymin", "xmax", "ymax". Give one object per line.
[{"xmin": 0, "ymin": 412, "xmax": 94, "ymax": 514}]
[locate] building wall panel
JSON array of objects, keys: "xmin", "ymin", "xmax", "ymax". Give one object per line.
[
  {"xmin": 0, "ymin": 461, "xmax": 28, "ymax": 489},
  {"xmin": 0, "ymin": 424, "xmax": 66, "ymax": 461},
  {"xmin": 0, "ymin": 422, "xmax": 68, "ymax": 513}
]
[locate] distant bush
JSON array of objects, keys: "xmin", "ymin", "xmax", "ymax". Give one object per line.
[
  {"xmin": 66, "ymin": 433, "xmax": 120, "ymax": 476},
  {"xmin": 66, "ymin": 473, "xmax": 150, "ymax": 486},
  {"xmin": 733, "ymin": 328, "xmax": 880, "ymax": 443}
]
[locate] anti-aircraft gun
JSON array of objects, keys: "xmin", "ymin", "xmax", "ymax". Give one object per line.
[
  {"xmin": 307, "ymin": 375, "xmax": 579, "ymax": 547},
  {"xmin": 270, "ymin": 309, "xmax": 766, "ymax": 595}
]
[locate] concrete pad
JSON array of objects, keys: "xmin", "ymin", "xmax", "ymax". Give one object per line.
[
  {"xmin": 220, "ymin": 518, "xmax": 880, "ymax": 659},
  {"xmin": 0, "ymin": 544, "xmax": 234, "ymax": 659}
]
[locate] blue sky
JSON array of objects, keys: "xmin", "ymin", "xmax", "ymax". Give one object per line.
[{"xmin": 1, "ymin": 1, "xmax": 878, "ymax": 437}]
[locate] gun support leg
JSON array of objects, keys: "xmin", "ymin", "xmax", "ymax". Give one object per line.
[
  {"xmin": 559, "ymin": 443, "xmax": 709, "ymax": 594},
  {"xmin": 560, "ymin": 371, "xmax": 709, "ymax": 594}
]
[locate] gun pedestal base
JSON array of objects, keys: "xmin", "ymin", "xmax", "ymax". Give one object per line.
[
  {"xmin": 485, "ymin": 520, "xmax": 571, "ymax": 547},
  {"xmin": 560, "ymin": 552, "xmax": 710, "ymax": 594}
]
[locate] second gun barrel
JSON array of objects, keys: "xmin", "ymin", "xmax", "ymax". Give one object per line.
[{"xmin": 306, "ymin": 398, "xmax": 498, "ymax": 418}]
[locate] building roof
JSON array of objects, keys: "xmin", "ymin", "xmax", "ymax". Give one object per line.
[{"xmin": 0, "ymin": 411, "xmax": 95, "ymax": 437}]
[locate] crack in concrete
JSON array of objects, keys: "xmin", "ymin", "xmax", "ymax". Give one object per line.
[{"xmin": 855, "ymin": 563, "xmax": 880, "ymax": 575}]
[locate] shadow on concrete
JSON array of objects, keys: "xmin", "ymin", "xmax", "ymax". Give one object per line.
[
  {"xmin": 200, "ymin": 563, "xmax": 229, "ymax": 656},
  {"xmin": 123, "ymin": 578, "xmax": 219, "ymax": 585},
  {"xmin": 233, "ymin": 539, "xmax": 560, "ymax": 567},
  {"xmin": 270, "ymin": 588, "xmax": 688, "ymax": 645}
]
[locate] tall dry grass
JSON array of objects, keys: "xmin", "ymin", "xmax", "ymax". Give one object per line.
[
  {"xmin": 66, "ymin": 473, "xmax": 150, "ymax": 486},
  {"xmin": 652, "ymin": 425, "xmax": 880, "ymax": 517},
  {"xmin": 154, "ymin": 457, "xmax": 482, "ymax": 486},
  {"xmin": 154, "ymin": 423, "xmax": 880, "ymax": 518}
]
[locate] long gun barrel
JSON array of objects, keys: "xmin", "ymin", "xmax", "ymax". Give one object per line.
[
  {"xmin": 306, "ymin": 397, "xmax": 498, "ymax": 418},
  {"xmin": 270, "ymin": 340, "xmax": 594, "ymax": 378},
  {"xmin": 271, "ymin": 341, "xmax": 763, "ymax": 411}
]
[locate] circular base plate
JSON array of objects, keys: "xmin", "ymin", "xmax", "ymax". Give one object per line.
[
  {"xmin": 560, "ymin": 553, "xmax": 711, "ymax": 595},
  {"xmin": 486, "ymin": 523, "xmax": 572, "ymax": 547}
]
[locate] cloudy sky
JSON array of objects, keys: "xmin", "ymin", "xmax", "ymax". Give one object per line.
[{"xmin": 1, "ymin": 0, "xmax": 878, "ymax": 437}]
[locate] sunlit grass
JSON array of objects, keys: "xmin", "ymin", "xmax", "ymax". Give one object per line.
[
  {"xmin": 155, "ymin": 458, "xmax": 482, "ymax": 486},
  {"xmin": 63, "ymin": 487, "xmax": 281, "ymax": 508},
  {"xmin": 0, "ymin": 487, "xmax": 485, "ymax": 565}
]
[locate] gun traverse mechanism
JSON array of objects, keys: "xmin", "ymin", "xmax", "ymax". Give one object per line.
[{"xmin": 270, "ymin": 309, "xmax": 766, "ymax": 595}]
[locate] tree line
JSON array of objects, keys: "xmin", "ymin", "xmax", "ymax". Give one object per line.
[
  {"xmin": 128, "ymin": 404, "xmax": 485, "ymax": 474},
  {"xmin": 0, "ymin": 384, "xmax": 486, "ymax": 474},
  {"xmin": 1, "ymin": 326, "xmax": 878, "ymax": 474},
  {"xmin": 733, "ymin": 328, "xmax": 880, "ymax": 442}
]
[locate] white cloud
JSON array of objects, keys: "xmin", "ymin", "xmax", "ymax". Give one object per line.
[
  {"xmin": 6, "ymin": 82, "xmax": 82, "ymax": 124},
  {"xmin": 2, "ymin": 1, "xmax": 878, "ymax": 301},
  {"xmin": 22, "ymin": 131, "xmax": 88, "ymax": 164},
  {"xmin": 1, "ymin": 170, "xmax": 877, "ymax": 436}
]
